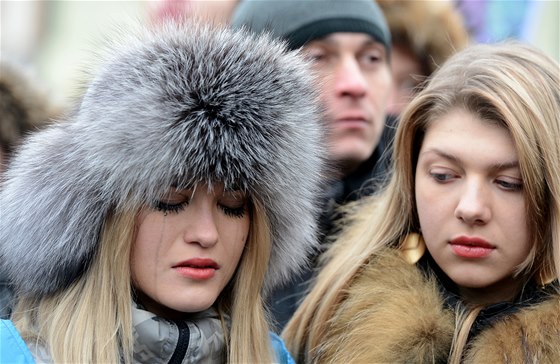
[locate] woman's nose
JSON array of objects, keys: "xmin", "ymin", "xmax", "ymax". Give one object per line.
[
  {"xmin": 454, "ymin": 180, "xmax": 491, "ymax": 225},
  {"xmin": 184, "ymin": 206, "xmax": 219, "ymax": 248}
]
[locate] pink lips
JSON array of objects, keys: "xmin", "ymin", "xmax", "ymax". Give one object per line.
[
  {"xmin": 450, "ymin": 236, "xmax": 495, "ymax": 258},
  {"xmin": 173, "ymin": 258, "xmax": 219, "ymax": 280}
]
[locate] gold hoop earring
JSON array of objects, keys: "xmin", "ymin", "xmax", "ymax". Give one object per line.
[{"xmin": 400, "ymin": 232, "xmax": 426, "ymax": 264}]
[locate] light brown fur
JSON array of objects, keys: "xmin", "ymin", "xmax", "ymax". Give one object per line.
[
  {"xmin": 464, "ymin": 297, "xmax": 560, "ymax": 363},
  {"xmin": 311, "ymin": 249, "xmax": 560, "ymax": 363}
]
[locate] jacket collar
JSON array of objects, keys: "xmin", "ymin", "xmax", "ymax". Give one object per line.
[
  {"xmin": 417, "ymin": 252, "xmax": 559, "ymax": 341},
  {"xmin": 132, "ymin": 303, "xmax": 226, "ymax": 363}
]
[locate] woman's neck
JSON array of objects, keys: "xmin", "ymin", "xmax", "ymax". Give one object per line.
[{"xmin": 458, "ymin": 277, "xmax": 525, "ymax": 306}]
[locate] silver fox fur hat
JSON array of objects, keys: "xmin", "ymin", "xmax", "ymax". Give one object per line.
[{"xmin": 0, "ymin": 22, "xmax": 325, "ymax": 298}]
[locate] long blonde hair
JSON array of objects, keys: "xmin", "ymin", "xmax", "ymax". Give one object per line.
[
  {"xmin": 283, "ymin": 41, "xmax": 560, "ymax": 361},
  {"xmin": 13, "ymin": 199, "xmax": 276, "ymax": 363}
]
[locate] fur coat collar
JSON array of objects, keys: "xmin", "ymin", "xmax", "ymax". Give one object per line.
[{"xmin": 312, "ymin": 249, "xmax": 560, "ymax": 363}]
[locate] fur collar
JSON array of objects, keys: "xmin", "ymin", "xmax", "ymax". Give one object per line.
[{"xmin": 312, "ymin": 249, "xmax": 560, "ymax": 363}]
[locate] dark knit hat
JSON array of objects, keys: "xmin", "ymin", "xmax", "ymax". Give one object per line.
[{"xmin": 231, "ymin": 0, "xmax": 391, "ymax": 51}]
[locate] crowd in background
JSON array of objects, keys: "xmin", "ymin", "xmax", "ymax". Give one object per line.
[
  {"xmin": 1, "ymin": 0, "xmax": 558, "ymax": 106},
  {"xmin": 1, "ymin": 1, "xmax": 559, "ymax": 363}
]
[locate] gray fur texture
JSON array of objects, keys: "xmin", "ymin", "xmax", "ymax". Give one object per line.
[{"xmin": 0, "ymin": 22, "xmax": 325, "ymax": 298}]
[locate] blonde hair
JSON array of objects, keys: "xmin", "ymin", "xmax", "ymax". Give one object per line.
[
  {"xmin": 12, "ymin": 210, "xmax": 136, "ymax": 363},
  {"xmin": 13, "ymin": 199, "xmax": 276, "ymax": 363},
  {"xmin": 283, "ymin": 41, "xmax": 560, "ymax": 361}
]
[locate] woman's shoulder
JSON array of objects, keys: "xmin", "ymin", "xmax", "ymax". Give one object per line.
[
  {"xmin": 465, "ymin": 292, "xmax": 560, "ymax": 362},
  {"xmin": 269, "ymin": 332, "xmax": 296, "ymax": 364},
  {"xmin": 0, "ymin": 320, "xmax": 36, "ymax": 363}
]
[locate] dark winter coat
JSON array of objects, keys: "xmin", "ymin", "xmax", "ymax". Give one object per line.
[{"xmin": 267, "ymin": 123, "xmax": 394, "ymax": 331}]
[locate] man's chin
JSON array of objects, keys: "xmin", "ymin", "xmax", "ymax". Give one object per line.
[{"xmin": 330, "ymin": 151, "xmax": 371, "ymax": 176}]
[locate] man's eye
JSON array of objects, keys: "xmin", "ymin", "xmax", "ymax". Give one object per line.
[
  {"xmin": 359, "ymin": 50, "xmax": 384, "ymax": 66},
  {"xmin": 308, "ymin": 53, "xmax": 327, "ymax": 63},
  {"xmin": 363, "ymin": 54, "xmax": 380, "ymax": 63}
]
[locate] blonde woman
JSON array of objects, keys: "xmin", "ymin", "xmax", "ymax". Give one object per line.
[
  {"xmin": 0, "ymin": 21, "xmax": 324, "ymax": 363},
  {"xmin": 284, "ymin": 42, "xmax": 560, "ymax": 363}
]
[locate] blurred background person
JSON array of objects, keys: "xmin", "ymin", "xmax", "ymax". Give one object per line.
[
  {"xmin": 377, "ymin": 0, "xmax": 470, "ymax": 117},
  {"xmin": 0, "ymin": 57, "xmax": 64, "ymax": 175},
  {"xmin": 231, "ymin": 0, "xmax": 394, "ymax": 331},
  {"xmin": 150, "ymin": 0, "xmax": 238, "ymax": 26},
  {"xmin": 2, "ymin": 0, "xmax": 556, "ymax": 106},
  {"xmin": 0, "ymin": 56, "xmax": 65, "ymax": 318}
]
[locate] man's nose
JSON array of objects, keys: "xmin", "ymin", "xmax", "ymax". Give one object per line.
[{"xmin": 333, "ymin": 57, "xmax": 367, "ymax": 98}]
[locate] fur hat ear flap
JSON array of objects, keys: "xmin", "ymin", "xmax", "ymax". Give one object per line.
[
  {"xmin": 0, "ymin": 21, "xmax": 326, "ymax": 298},
  {"xmin": 0, "ymin": 124, "xmax": 110, "ymax": 296}
]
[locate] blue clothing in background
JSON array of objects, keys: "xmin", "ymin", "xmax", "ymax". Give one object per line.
[
  {"xmin": 0, "ymin": 320, "xmax": 35, "ymax": 364},
  {"xmin": 270, "ymin": 332, "xmax": 296, "ymax": 364},
  {"xmin": 0, "ymin": 320, "xmax": 294, "ymax": 364}
]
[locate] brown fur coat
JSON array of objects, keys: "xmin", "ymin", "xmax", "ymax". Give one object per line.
[{"xmin": 312, "ymin": 249, "xmax": 560, "ymax": 363}]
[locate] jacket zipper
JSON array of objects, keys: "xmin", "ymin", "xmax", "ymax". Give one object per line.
[{"xmin": 168, "ymin": 321, "xmax": 190, "ymax": 364}]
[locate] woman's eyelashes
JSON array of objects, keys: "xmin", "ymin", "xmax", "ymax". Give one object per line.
[
  {"xmin": 430, "ymin": 172, "xmax": 454, "ymax": 183},
  {"xmin": 153, "ymin": 191, "xmax": 248, "ymax": 217},
  {"xmin": 428, "ymin": 169, "xmax": 523, "ymax": 192},
  {"xmin": 218, "ymin": 192, "xmax": 249, "ymax": 218},
  {"xmin": 154, "ymin": 199, "xmax": 189, "ymax": 214},
  {"xmin": 495, "ymin": 178, "xmax": 523, "ymax": 191},
  {"xmin": 429, "ymin": 167, "xmax": 456, "ymax": 183},
  {"xmin": 219, "ymin": 204, "xmax": 247, "ymax": 218}
]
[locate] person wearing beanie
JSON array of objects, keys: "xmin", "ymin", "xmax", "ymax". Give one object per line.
[
  {"xmin": 0, "ymin": 21, "xmax": 324, "ymax": 363},
  {"xmin": 231, "ymin": 0, "xmax": 394, "ymax": 331},
  {"xmin": 377, "ymin": 0, "xmax": 470, "ymax": 116}
]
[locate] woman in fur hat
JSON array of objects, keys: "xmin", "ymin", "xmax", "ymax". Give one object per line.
[
  {"xmin": 284, "ymin": 42, "xmax": 560, "ymax": 363},
  {"xmin": 0, "ymin": 21, "xmax": 324, "ymax": 363}
]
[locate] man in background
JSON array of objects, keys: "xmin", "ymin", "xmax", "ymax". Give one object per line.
[{"xmin": 231, "ymin": 0, "xmax": 394, "ymax": 330}]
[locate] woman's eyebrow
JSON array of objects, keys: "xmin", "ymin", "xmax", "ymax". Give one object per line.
[
  {"xmin": 420, "ymin": 148, "xmax": 519, "ymax": 171},
  {"xmin": 419, "ymin": 148, "xmax": 460, "ymax": 163}
]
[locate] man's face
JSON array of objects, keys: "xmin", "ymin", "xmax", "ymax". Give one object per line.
[{"xmin": 303, "ymin": 32, "xmax": 392, "ymax": 175}]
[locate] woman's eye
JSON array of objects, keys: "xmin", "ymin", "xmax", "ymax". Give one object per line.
[
  {"xmin": 219, "ymin": 191, "xmax": 248, "ymax": 218},
  {"xmin": 219, "ymin": 205, "xmax": 247, "ymax": 218},
  {"xmin": 430, "ymin": 172, "xmax": 454, "ymax": 183},
  {"xmin": 496, "ymin": 179, "xmax": 523, "ymax": 191},
  {"xmin": 154, "ymin": 200, "xmax": 189, "ymax": 214}
]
